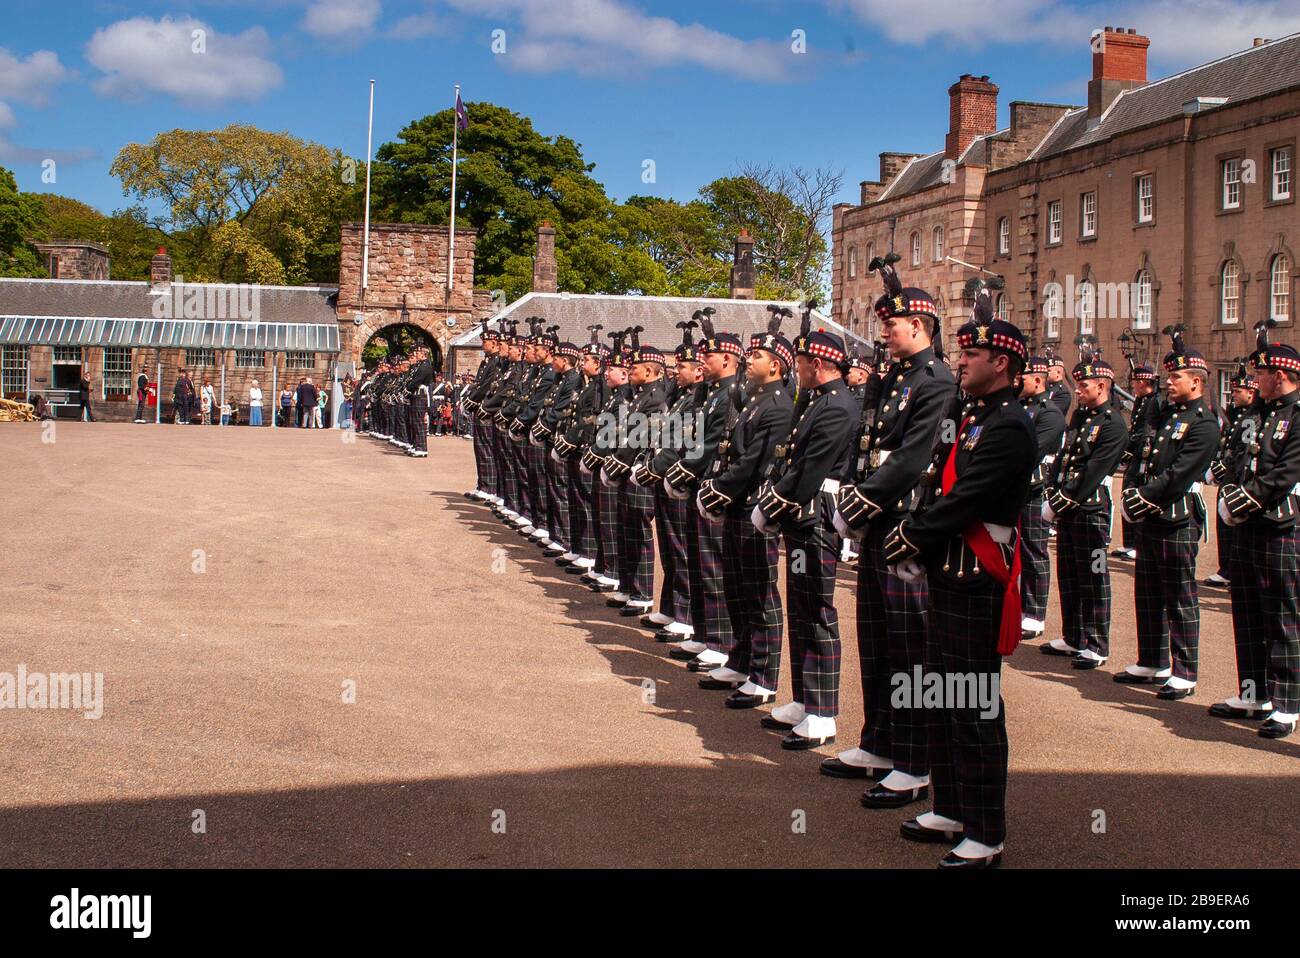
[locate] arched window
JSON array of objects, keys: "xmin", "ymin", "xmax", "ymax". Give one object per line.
[
  {"xmin": 867, "ymin": 242, "xmax": 875, "ymax": 264},
  {"xmin": 1271, "ymin": 253, "xmax": 1291, "ymax": 323},
  {"xmin": 995, "ymin": 293, "xmax": 1008, "ymax": 321},
  {"xmin": 997, "ymin": 217, "xmax": 1010, "ymax": 255},
  {"xmin": 847, "ymin": 307, "xmax": 857, "ymax": 331},
  {"xmin": 1134, "ymin": 269, "xmax": 1153, "ymax": 329},
  {"xmin": 932, "ymin": 225, "xmax": 944, "ymax": 263},
  {"xmin": 848, "ymin": 246, "xmax": 857, "ymax": 280},
  {"xmin": 910, "ymin": 231, "xmax": 921, "ymax": 267},
  {"xmin": 1044, "ymin": 283, "xmax": 1062, "ymax": 339},
  {"xmin": 1077, "ymin": 280, "xmax": 1096, "ymax": 336},
  {"xmin": 1221, "ymin": 261, "xmax": 1240, "ymax": 325}
]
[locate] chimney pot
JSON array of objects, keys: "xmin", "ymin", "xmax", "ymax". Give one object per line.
[
  {"xmin": 945, "ymin": 74, "xmax": 1000, "ymax": 160},
  {"xmin": 1089, "ymin": 27, "xmax": 1149, "ymax": 121},
  {"xmin": 150, "ymin": 246, "xmax": 172, "ymax": 290},
  {"xmin": 730, "ymin": 230, "xmax": 755, "ymax": 300},
  {"xmin": 532, "ymin": 221, "xmax": 557, "ymax": 293}
]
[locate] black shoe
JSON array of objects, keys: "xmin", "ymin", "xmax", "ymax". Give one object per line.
[
  {"xmin": 781, "ymin": 732, "xmax": 835, "ymax": 750},
  {"xmin": 1113, "ymin": 671, "xmax": 1162, "ymax": 685},
  {"xmin": 668, "ymin": 648, "xmax": 698, "ymax": 661},
  {"xmin": 1039, "ymin": 642, "xmax": 1078, "ymax": 657},
  {"xmin": 555, "ymin": 558, "xmax": 574, "ymax": 568},
  {"xmin": 655, "ymin": 629, "xmax": 689, "ymax": 643},
  {"xmin": 639, "ymin": 614, "xmax": 664, "ymax": 628},
  {"xmin": 1156, "ymin": 685, "xmax": 1195, "ymax": 701},
  {"xmin": 605, "ymin": 596, "xmax": 629, "ymax": 608},
  {"xmin": 819, "ymin": 758, "xmax": 886, "ymax": 781},
  {"xmin": 861, "ymin": 783, "xmax": 928, "ymax": 809},
  {"xmin": 687, "ymin": 659, "xmax": 719, "ymax": 673},
  {"xmin": 1208, "ymin": 702, "xmax": 1270, "ymax": 721},
  {"xmin": 938, "ymin": 851, "xmax": 1002, "ymax": 869},
  {"xmin": 699, "ymin": 677, "xmax": 743, "ymax": 691},
  {"xmin": 590, "ymin": 582, "xmax": 617, "ymax": 594},
  {"xmin": 1259, "ymin": 719, "xmax": 1296, "ymax": 740},
  {"xmin": 726, "ymin": 690, "xmax": 774, "ymax": 709},
  {"xmin": 1071, "ymin": 655, "xmax": 1106, "ymax": 670},
  {"xmin": 619, "ymin": 604, "xmax": 652, "ymax": 618},
  {"xmin": 563, "ymin": 565, "xmax": 587, "ymax": 575},
  {"xmin": 1020, "ymin": 630, "xmax": 1044, "ymax": 643},
  {"xmin": 900, "ymin": 818, "xmax": 962, "ymax": 844},
  {"xmin": 463, "ymin": 491, "xmax": 476, "ymax": 500},
  {"xmin": 760, "ymin": 715, "xmax": 796, "ymax": 732}
]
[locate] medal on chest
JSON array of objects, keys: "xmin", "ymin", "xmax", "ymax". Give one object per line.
[
  {"xmin": 1172, "ymin": 421, "xmax": 1188, "ymax": 441},
  {"xmin": 962, "ymin": 425, "xmax": 983, "ymax": 451},
  {"xmin": 898, "ymin": 386, "xmax": 911, "ymax": 411},
  {"xmin": 1274, "ymin": 418, "xmax": 1291, "ymax": 442},
  {"xmin": 1086, "ymin": 423, "xmax": 1101, "ymax": 444}
]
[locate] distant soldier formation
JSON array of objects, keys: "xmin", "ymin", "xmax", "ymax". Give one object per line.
[
  {"xmin": 440, "ymin": 256, "xmax": 1300, "ymax": 869},
  {"xmin": 353, "ymin": 343, "xmax": 461, "ymax": 455}
]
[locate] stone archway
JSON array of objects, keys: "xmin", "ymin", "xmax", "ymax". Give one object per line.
[{"xmin": 360, "ymin": 323, "xmax": 443, "ymax": 371}]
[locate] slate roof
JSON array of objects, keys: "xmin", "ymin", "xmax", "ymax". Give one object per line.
[
  {"xmin": 449, "ymin": 292, "xmax": 866, "ymax": 352},
  {"xmin": 1033, "ymin": 32, "xmax": 1300, "ymax": 159}
]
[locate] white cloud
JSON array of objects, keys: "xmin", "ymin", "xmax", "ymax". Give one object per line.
[
  {"xmin": 0, "ymin": 47, "xmax": 70, "ymax": 107},
  {"xmin": 0, "ymin": 102, "xmax": 14, "ymax": 128},
  {"xmin": 828, "ymin": 0, "xmax": 1300, "ymax": 65},
  {"xmin": 389, "ymin": 12, "xmax": 444, "ymax": 40},
  {"xmin": 86, "ymin": 15, "xmax": 283, "ymax": 106},
  {"xmin": 303, "ymin": 0, "xmax": 383, "ymax": 40},
  {"xmin": 447, "ymin": 0, "xmax": 798, "ymax": 81}
]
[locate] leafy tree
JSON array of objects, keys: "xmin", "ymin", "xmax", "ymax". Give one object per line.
[
  {"xmin": 28, "ymin": 194, "xmax": 162, "ymax": 280},
  {"xmin": 0, "ymin": 165, "xmax": 47, "ymax": 277},
  {"xmin": 110, "ymin": 125, "xmax": 362, "ymax": 284}
]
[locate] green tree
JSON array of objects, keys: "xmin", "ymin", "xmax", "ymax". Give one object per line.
[
  {"xmin": 28, "ymin": 194, "xmax": 163, "ymax": 280},
  {"xmin": 110, "ymin": 125, "xmax": 362, "ymax": 284},
  {"xmin": 373, "ymin": 102, "xmax": 666, "ymax": 300},
  {"xmin": 0, "ymin": 165, "xmax": 47, "ymax": 277}
]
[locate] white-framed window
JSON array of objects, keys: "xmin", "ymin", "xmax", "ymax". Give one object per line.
[
  {"xmin": 847, "ymin": 246, "xmax": 857, "ymax": 280},
  {"xmin": 236, "ymin": 350, "xmax": 265, "ymax": 368},
  {"xmin": 1134, "ymin": 269, "xmax": 1153, "ymax": 329},
  {"xmin": 1137, "ymin": 175, "xmax": 1154, "ymax": 223},
  {"xmin": 1221, "ymin": 260, "xmax": 1240, "ymax": 325},
  {"xmin": 1223, "ymin": 158, "xmax": 1242, "ymax": 210},
  {"xmin": 910, "ymin": 231, "xmax": 921, "ymax": 267},
  {"xmin": 1044, "ymin": 284, "xmax": 1062, "ymax": 339},
  {"xmin": 102, "ymin": 347, "xmax": 132, "ymax": 398},
  {"xmin": 1, "ymin": 345, "xmax": 28, "ymax": 397},
  {"xmin": 866, "ymin": 242, "xmax": 875, "ymax": 265},
  {"xmin": 1272, "ymin": 253, "xmax": 1291, "ymax": 322},
  {"xmin": 1218, "ymin": 370, "xmax": 1232, "ymax": 409},
  {"xmin": 186, "ymin": 347, "xmax": 215, "ymax": 367},
  {"xmin": 995, "ymin": 293, "xmax": 1008, "ymax": 320},
  {"xmin": 997, "ymin": 217, "xmax": 1010, "ymax": 255},
  {"xmin": 1047, "ymin": 201, "xmax": 1062, "ymax": 244},
  {"xmin": 1273, "ymin": 147, "xmax": 1293, "ymax": 201},
  {"xmin": 1080, "ymin": 192, "xmax": 1097, "ymax": 237},
  {"xmin": 52, "ymin": 345, "xmax": 82, "ymax": 364},
  {"xmin": 932, "ymin": 225, "xmax": 944, "ymax": 263},
  {"xmin": 286, "ymin": 351, "xmax": 314, "ymax": 370},
  {"xmin": 1077, "ymin": 280, "xmax": 1096, "ymax": 335}
]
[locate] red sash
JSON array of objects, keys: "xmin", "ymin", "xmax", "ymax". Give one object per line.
[{"xmin": 942, "ymin": 417, "xmax": 1023, "ymax": 656}]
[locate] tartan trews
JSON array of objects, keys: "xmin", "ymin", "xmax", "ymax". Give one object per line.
[
  {"xmin": 1056, "ymin": 506, "xmax": 1113, "ymax": 656},
  {"xmin": 655, "ymin": 488, "xmax": 692, "ymax": 624},
  {"xmin": 855, "ymin": 523, "xmax": 930, "ymax": 776},
  {"xmin": 592, "ymin": 471, "xmax": 621, "ymax": 580},
  {"xmin": 1019, "ymin": 492, "xmax": 1050, "ymax": 623},
  {"xmin": 783, "ymin": 496, "xmax": 842, "ymax": 718},
  {"xmin": 1133, "ymin": 520, "xmax": 1202, "ymax": 682},
  {"xmin": 617, "ymin": 482, "xmax": 655, "ymax": 601},
  {"xmin": 687, "ymin": 507, "xmax": 734, "ymax": 655},
  {"xmin": 567, "ymin": 457, "xmax": 596, "ymax": 558},
  {"xmin": 721, "ymin": 511, "xmax": 782, "ymax": 689},
  {"xmin": 1228, "ymin": 521, "xmax": 1300, "ymax": 714}
]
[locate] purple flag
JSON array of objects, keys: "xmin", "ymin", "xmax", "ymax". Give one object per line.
[{"xmin": 455, "ymin": 92, "xmax": 468, "ymax": 131}]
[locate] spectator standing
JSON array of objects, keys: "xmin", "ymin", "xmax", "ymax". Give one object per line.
[
  {"xmin": 135, "ymin": 364, "xmax": 150, "ymax": 423},
  {"xmin": 200, "ymin": 378, "xmax": 216, "ymax": 425},
  {"xmin": 342, "ymin": 375, "xmax": 355, "ymax": 427},
  {"xmin": 314, "ymin": 379, "xmax": 325, "ymax": 428},
  {"xmin": 173, "ymin": 369, "xmax": 194, "ymax": 424},
  {"xmin": 248, "ymin": 380, "xmax": 263, "ymax": 427},
  {"xmin": 296, "ymin": 377, "xmax": 317, "ymax": 428},
  {"xmin": 78, "ymin": 374, "xmax": 95, "ymax": 422},
  {"xmin": 279, "ymin": 384, "xmax": 294, "ymax": 427}
]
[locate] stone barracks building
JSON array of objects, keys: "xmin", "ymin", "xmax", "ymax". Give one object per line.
[
  {"xmin": 1, "ymin": 218, "xmax": 857, "ymax": 421},
  {"xmin": 833, "ymin": 28, "xmax": 1299, "ymax": 403}
]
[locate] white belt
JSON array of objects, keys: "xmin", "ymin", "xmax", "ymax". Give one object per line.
[
  {"xmin": 822, "ymin": 478, "xmax": 841, "ymax": 495},
  {"xmin": 1292, "ymin": 484, "xmax": 1300, "ymax": 496},
  {"xmin": 1190, "ymin": 481, "xmax": 1201, "ymax": 493},
  {"xmin": 983, "ymin": 522, "xmax": 1014, "ymax": 544},
  {"xmin": 877, "ymin": 449, "xmax": 891, "ymax": 465}
]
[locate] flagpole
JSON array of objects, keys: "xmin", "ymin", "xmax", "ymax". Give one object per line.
[
  {"xmin": 362, "ymin": 79, "xmax": 375, "ymax": 305},
  {"xmin": 447, "ymin": 84, "xmax": 460, "ymax": 294}
]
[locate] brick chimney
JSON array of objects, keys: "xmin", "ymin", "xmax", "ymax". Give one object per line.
[
  {"xmin": 945, "ymin": 75, "xmax": 999, "ymax": 160},
  {"xmin": 1088, "ymin": 27, "xmax": 1150, "ymax": 123},
  {"xmin": 532, "ymin": 221, "xmax": 557, "ymax": 293},
  {"xmin": 149, "ymin": 246, "xmax": 172, "ymax": 291},
  {"xmin": 730, "ymin": 228, "xmax": 755, "ymax": 300}
]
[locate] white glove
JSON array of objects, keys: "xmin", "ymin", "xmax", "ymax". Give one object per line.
[
  {"xmin": 1204, "ymin": 467, "xmax": 1215, "ymax": 484},
  {"xmin": 893, "ymin": 558, "xmax": 925, "ymax": 584},
  {"xmin": 600, "ymin": 468, "xmax": 619, "ymax": 489},
  {"xmin": 664, "ymin": 477, "xmax": 690, "ymax": 500},
  {"xmin": 833, "ymin": 509, "xmax": 863, "ymax": 542},
  {"xmin": 550, "ymin": 449, "xmax": 563, "ymax": 465},
  {"xmin": 1218, "ymin": 496, "xmax": 1247, "ymax": 527},
  {"xmin": 579, "ymin": 460, "xmax": 593, "ymax": 477},
  {"xmin": 751, "ymin": 504, "xmax": 777, "ymax": 535},
  {"xmin": 529, "ymin": 434, "xmax": 543, "ymax": 448},
  {"xmin": 630, "ymin": 463, "xmax": 646, "ymax": 486},
  {"xmin": 697, "ymin": 498, "xmax": 721, "ymax": 523},
  {"xmin": 1119, "ymin": 500, "xmax": 1135, "ymax": 524},
  {"xmin": 1041, "ymin": 500, "xmax": 1057, "ymax": 524}
]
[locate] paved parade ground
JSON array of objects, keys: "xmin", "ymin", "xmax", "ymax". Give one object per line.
[{"xmin": 1, "ymin": 421, "xmax": 1297, "ymax": 869}]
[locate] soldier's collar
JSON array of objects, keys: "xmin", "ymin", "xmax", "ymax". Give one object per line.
[
  {"xmin": 1272, "ymin": 389, "xmax": 1300, "ymax": 409},
  {"xmin": 753, "ymin": 378, "xmax": 782, "ymax": 396},
  {"xmin": 813, "ymin": 378, "xmax": 845, "ymax": 397},
  {"xmin": 898, "ymin": 346, "xmax": 934, "ymax": 371}
]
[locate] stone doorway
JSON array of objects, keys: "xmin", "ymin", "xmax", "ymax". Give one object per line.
[{"xmin": 361, "ymin": 324, "xmax": 443, "ymax": 371}]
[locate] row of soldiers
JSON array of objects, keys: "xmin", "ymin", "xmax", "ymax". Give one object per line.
[
  {"xmin": 454, "ymin": 261, "xmax": 1300, "ymax": 868},
  {"xmin": 351, "ymin": 345, "xmax": 440, "ymax": 456}
]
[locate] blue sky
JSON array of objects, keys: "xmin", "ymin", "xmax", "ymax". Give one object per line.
[{"xmin": 5, "ymin": 0, "xmax": 1299, "ymax": 215}]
